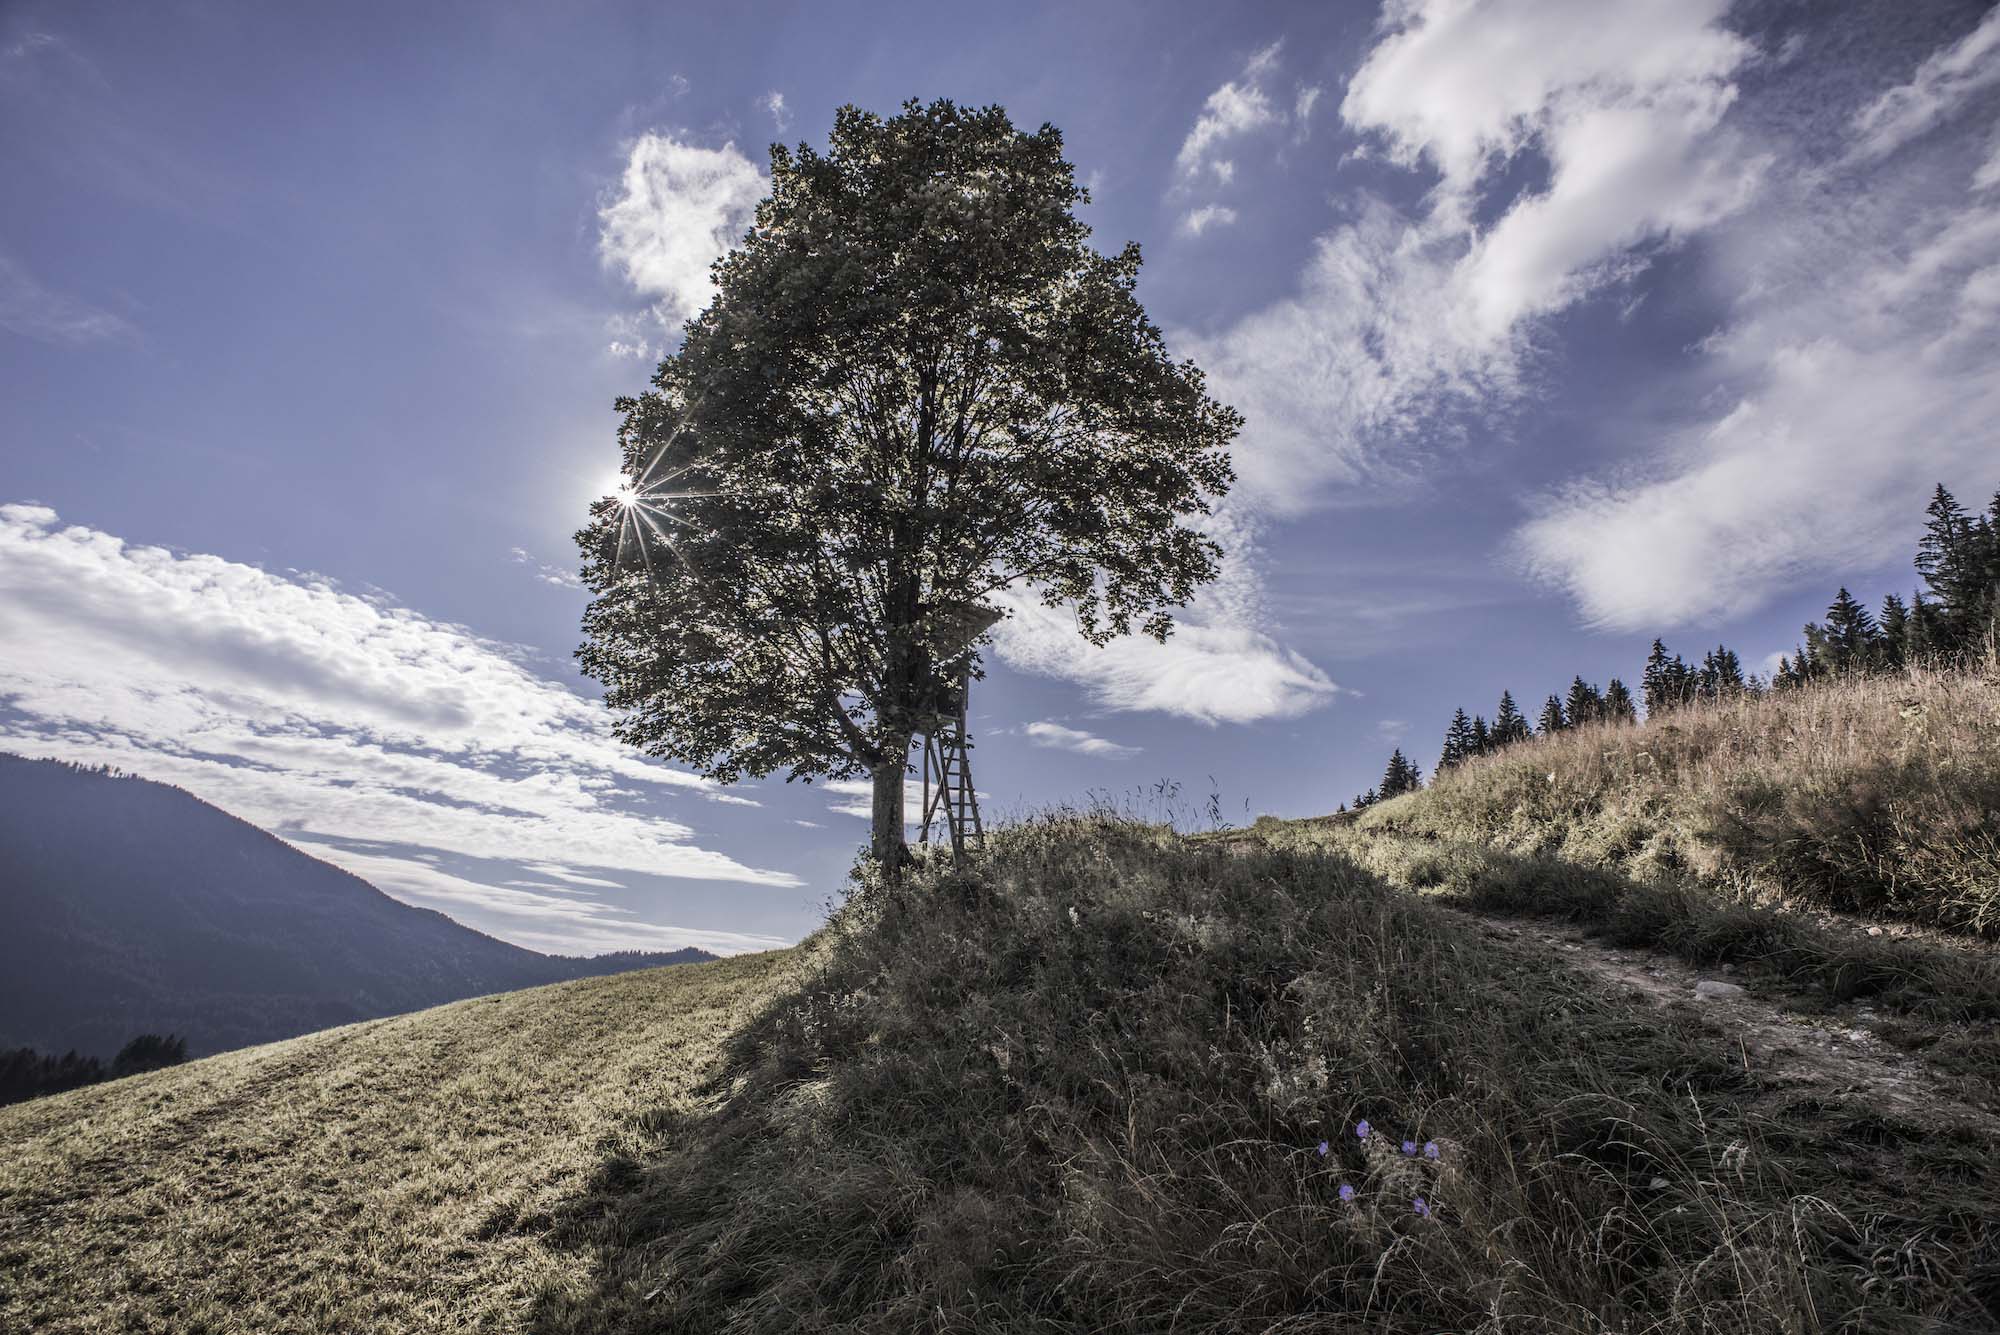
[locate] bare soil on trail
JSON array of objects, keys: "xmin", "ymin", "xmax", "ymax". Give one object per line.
[{"xmin": 1461, "ymin": 910, "xmax": 2000, "ymax": 1137}]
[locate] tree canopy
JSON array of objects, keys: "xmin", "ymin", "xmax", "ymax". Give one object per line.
[{"xmin": 577, "ymin": 99, "xmax": 1241, "ymax": 864}]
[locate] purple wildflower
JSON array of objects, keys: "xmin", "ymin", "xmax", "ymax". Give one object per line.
[
  {"xmin": 1317, "ymin": 1140, "xmax": 1330, "ymax": 1158},
  {"xmin": 1338, "ymin": 1183, "xmax": 1356, "ymax": 1203},
  {"xmin": 1424, "ymin": 1141, "xmax": 1440, "ymax": 1160},
  {"xmin": 1402, "ymin": 1140, "xmax": 1417, "ymax": 1156},
  {"xmin": 1413, "ymin": 1197, "xmax": 1430, "ymax": 1218},
  {"xmin": 1355, "ymin": 1119, "xmax": 1371, "ymax": 1139}
]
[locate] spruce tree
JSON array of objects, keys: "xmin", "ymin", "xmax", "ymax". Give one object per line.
[
  {"xmin": 1564, "ymin": 676, "xmax": 1604, "ymax": 727},
  {"xmin": 1877, "ymin": 593, "xmax": 1909, "ymax": 671},
  {"xmin": 1602, "ymin": 678, "xmax": 1637, "ymax": 723},
  {"xmin": 1379, "ymin": 749, "xmax": 1422, "ymax": 799},
  {"xmin": 1492, "ymin": 690, "xmax": 1530, "ymax": 745},
  {"xmin": 1641, "ymin": 639, "xmax": 1673, "ymax": 715},
  {"xmin": 1916, "ymin": 484, "xmax": 1979, "ymax": 653},
  {"xmin": 1437, "ymin": 708, "xmax": 1475, "ymax": 773},
  {"xmin": 1538, "ymin": 694, "xmax": 1567, "ymax": 735},
  {"xmin": 1820, "ymin": 587, "xmax": 1879, "ymax": 672},
  {"xmin": 1470, "ymin": 714, "xmax": 1492, "ymax": 754}
]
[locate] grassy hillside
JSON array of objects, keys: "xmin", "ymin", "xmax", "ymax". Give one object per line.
[
  {"xmin": 1351, "ymin": 663, "xmax": 2000, "ymax": 935},
  {"xmin": 533, "ymin": 821, "xmax": 1997, "ymax": 1334},
  {"xmin": 0, "ymin": 951, "xmax": 791, "ymax": 1334},
  {"xmin": 8, "ymin": 807, "xmax": 1998, "ymax": 1332}
]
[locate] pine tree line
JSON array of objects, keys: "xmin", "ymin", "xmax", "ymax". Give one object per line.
[
  {"xmin": 1772, "ymin": 484, "xmax": 2000, "ymax": 684},
  {"xmin": 0, "ymin": 1033, "xmax": 189, "ymax": 1107},
  {"xmin": 1339, "ymin": 479, "xmax": 2000, "ymax": 809}
]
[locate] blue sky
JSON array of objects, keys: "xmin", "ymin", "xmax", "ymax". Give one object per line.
[{"xmin": 4, "ymin": 0, "xmax": 1997, "ymax": 954}]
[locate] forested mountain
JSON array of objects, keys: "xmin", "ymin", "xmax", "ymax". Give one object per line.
[{"xmin": 0, "ymin": 754, "xmax": 714, "ymax": 1057}]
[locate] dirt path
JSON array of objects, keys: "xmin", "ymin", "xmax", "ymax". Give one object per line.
[{"xmin": 1460, "ymin": 910, "xmax": 2000, "ymax": 1135}]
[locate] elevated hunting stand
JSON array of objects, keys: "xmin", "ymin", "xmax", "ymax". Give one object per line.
[{"xmin": 916, "ymin": 602, "xmax": 1003, "ymax": 860}]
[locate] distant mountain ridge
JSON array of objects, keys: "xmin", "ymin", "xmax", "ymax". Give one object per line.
[{"xmin": 0, "ymin": 753, "xmax": 716, "ymax": 1057}]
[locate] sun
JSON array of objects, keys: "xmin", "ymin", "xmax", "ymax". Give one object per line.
[{"xmin": 608, "ymin": 475, "xmax": 638, "ymax": 508}]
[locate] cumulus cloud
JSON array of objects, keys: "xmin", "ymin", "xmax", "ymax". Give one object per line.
[
  {"xmin": 598, "ymin": 132, "xmax": 768, "ymax": 325},
  {"xmin": 1023, "ymin": 721, "xmax": 1140, "ymax": 758},
  {"xmin": 1516, "ymin": 162, "xmax": 2000, "ymax": 628},
  {"xmin": 1176, "ymin": 41, "xmax": 1284, "ymax": 182},
  {"xmin": 1180, "ymin": 204, "xmax": 1238, "ymax": 236},
  {"xmin": 990, "ymin": 589, "xmax": 1337, "ymax": 727},
  {"xmin": 0, "ymin": 505, "xmax": 799, "ymax": 951},
  {"xmin": 1848, "ymin": 6, "xmax": 2000, "ymax": 163}
]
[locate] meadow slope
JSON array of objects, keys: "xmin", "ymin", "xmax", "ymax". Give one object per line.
[
  {"xmin": 0, "ymin": 951, "xmax": 792, "ymax": 1334},
  {"xmin": 8, "ymin": 676, "xmax": 2000, "ymax": 1335}
]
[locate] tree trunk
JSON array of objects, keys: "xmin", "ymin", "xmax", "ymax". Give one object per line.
[{"xmin": 869, "ymin": 736, "xmax": 911, "ymax": 872}]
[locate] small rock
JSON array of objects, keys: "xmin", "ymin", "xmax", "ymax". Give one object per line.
[
  {"xmin": 1867, "ymin": 927, "xmax": 1884, "ymax": 937},
  {"xmin": 1694, "ymin": 979, "xmax": 1747, "ymax": 1000},
  {"xmin": 1721, "ymin": 963, "xmax": 1736, "ymax": 973}
]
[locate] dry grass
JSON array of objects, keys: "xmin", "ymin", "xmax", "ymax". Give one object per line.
[
  {"xmin": 1362, "ymin": 662, "xmax": 2000, "ymax": 935},
  {"xmin": 0, "ymin": 951, "xmax": 792, "ymax": 1335}
]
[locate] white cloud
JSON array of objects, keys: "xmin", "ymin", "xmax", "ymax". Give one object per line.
[
  {"xmin": 758, "ymin": 90, "xmax": 792, "ymax": 132},
  {"xmin": 605, "ymin": 337, "xmax": 655, "ymax": 360},
  {"xmin": 598, "ymin": 132, "xmax": 768, "ymax": 326},
  {"xmin": 298, "ymin": 845, "xmax": 789, "ymax": 957},
  {"xmin": 0, "ymin": 255, "xmax": 135, "ymax": 344},
  {"xmin": 990, "ymin": 587, "xmax": 1337, "ymax": 726},
  {"xmin": 1176, "ymin": 41, "xmax": 1284, "ymax": 182},
  {"xmin": 1515, "ymin": 189, "xmax": 2000, "ymax": 628},
  {"xmin": 1180, "ymin": 204, "xmax": 1239, "ymax": 236},
  {"xmin": 1515, "ymin": 12, "xmax": 2000, "ymax": 629},
  {"xmin": 823, "ymin": 775, "xmax": 926, "ymax": 827},
  {"xmin": 508, "ymin": 545, "xmax": 584, "ymax": 590},
  {"xmin": 1294, "ymin": 84, "xmax": 1323, "ymax": 129},
  {"xmin": 0, "ymin": 506, "xmax": 800, "ymax": 950},
  {"xmin": 1849, "ymin": 7, "xmax": 2000, "ymax": 163},
  {"xmin": 1190, "ymin": 0, "xmax": 1758, "ymax": 518},
  {"xmin": 1973, "ymin": 133, "xmax": 2000, "ymax": 192},
  {"xmin": 1023, "ymin": 721, "xmax": 1140, "ymax": 758}
]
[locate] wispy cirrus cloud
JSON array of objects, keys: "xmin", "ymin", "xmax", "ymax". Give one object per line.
[
  {"xmin": 0, "ymin": 255, "xmax": 135, "ymax": 344},
  {"xmin": 598, "ymin": 132, "xmax": 767, "ymax": 327},
  {"xmin": 1023, "ymin": 721, "xmax": 1140, "ymax": 758},
  {"xmin": 0, "ymin": 504, "xmax": 798, "ymax": 953},
  {"xmin": 1848, "ymin": 6, "xmax": 2000, "ymax": 164}
]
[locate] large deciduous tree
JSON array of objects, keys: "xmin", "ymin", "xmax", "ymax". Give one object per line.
[{"xmin": 576, "ymin": 100, "xmax": 1240, "ymax": 867}]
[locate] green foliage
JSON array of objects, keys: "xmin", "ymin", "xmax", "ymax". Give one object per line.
[{"xmin": 575, "ymin": 99, "xmax": 1239, "ymax": 856}]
